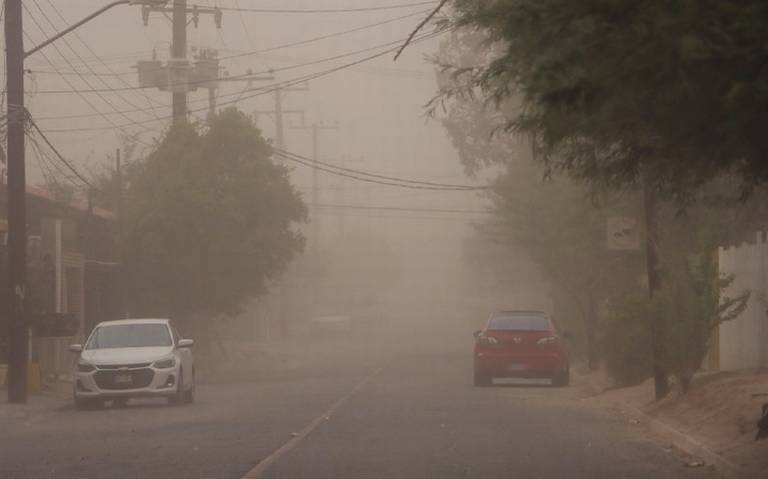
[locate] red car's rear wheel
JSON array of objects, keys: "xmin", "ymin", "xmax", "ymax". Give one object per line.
[{"xmin": 473, "ymin": 369, "xmax": 492, "ymax": 387}]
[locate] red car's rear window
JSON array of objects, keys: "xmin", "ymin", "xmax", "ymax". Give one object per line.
[{"xmin": 488, "ymin": 313, "xmax": 550, "ymax": 331}]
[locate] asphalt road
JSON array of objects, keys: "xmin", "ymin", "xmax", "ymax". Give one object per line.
[{"xmin": 0, "ymin": 342, "xmax": 721, "ymax": 479}]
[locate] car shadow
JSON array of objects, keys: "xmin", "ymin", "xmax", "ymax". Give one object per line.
[
  {"xmin": 486, "ymin": 378, "xmax": 561, "ymax": 389},
  {"xmin": 490, "ymin": 383, "xmax": 559, "ymax": 389},
  {"xmin": 65, "ymin": 398, "xmax": 176, "ymax": 412}
]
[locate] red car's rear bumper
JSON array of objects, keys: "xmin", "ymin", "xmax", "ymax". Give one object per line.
[{"xmin": 474, "ymin": 351, "xmax": 568, "ymax": 378}]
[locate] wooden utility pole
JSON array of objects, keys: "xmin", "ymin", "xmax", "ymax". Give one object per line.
[
  {"xmin": 138, "ymin": 4, "xmax": 223, "ymax": 122},
  {"xmin": 171, "ymin": 0, "xmax": 188, "ymax": 123},
  {"xmin": 643, "ymin": 179, "xmax": 669, "ymax": 400},
  {"xmin": 253, "ymin": 85, "xmax": 306, "ymax": 151},
  {"xmin": 5, "ymin": 0, "xmax": 28, "ymax": 404},
  {"xmin": 289, "ymin": 121, "xmax": 337, "ymax": 250},
  {"xmin": 115, "ymin": 148, "xmax": 123, "ymax": 218},
  {"xmin": 274, "ymin": 89, "xmax": 286, "ymax": 150}
]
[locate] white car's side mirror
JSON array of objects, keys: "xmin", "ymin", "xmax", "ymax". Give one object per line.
[
  {"xmin": 177, "ymin": 339, "xmax": 194, "ymax": 348},
  {"xmin": 68, "ymin": 344, "xmax": 83, "ymax": 353}
]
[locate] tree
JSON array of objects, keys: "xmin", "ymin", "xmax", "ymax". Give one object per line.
[
  {"xmin": 120, "ymin": 108, "xmax": 306, "ymax": 324},
  {"xmin": 434, "ymin": 0, "xmax": 768, "ymax": 398},
  {"xmin": 440, "ymin": 0, "xmax": 768, "ymax": 195},
  {"xmin": 433, "ymin": 30, "xmax": 645, "ymax": 369}
]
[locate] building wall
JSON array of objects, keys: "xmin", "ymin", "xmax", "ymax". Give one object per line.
[{"xmin": 718, "ymin": 233, "xmax": 768, "ymax": 370}]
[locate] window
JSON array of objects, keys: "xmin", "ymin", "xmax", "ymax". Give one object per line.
[
  {"xmin": 488, "ymin": 312, "xmax": 550, "ymax": 331},
  {"xmin": 86, "ymin": 323, "xmax": 172, "ymax": 349}
]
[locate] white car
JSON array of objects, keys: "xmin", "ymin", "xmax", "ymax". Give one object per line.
[{"xmin": 69, "ymin": 318, "xmax": 195, "ymax": 410}]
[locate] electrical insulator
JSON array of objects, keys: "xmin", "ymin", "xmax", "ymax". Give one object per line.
[{"xmin": 214, "ymin": 7, "xmax": 222, "ymax": 29}]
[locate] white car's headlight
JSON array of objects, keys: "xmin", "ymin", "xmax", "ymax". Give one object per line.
[
  {"xmin": 153, "ymin": 357, "xmax": 177, "ymax": 369},
  {"xmin": 77, "ymin": 360, "xmax": 96, "ymax": 373}
]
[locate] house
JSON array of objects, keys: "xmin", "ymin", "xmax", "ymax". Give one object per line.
[{"xmin": 0, "ymin": 184, "xmax": 121, "ymax": 381}]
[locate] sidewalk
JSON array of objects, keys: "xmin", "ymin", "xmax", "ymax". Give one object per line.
[
  {"xmin": 0, "ymin": 388, "xmax": 64, "ymax": 427},
  {"xmin": 589, "ymin": 369, "xmax": 768, "ymax": 478}
]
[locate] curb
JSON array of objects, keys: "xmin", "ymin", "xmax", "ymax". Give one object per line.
[
  {"xmin": 621, "ymin": 402, "xmax": 743, "ymax": 478},
  {"xmin": 582, "ymin": 374, "xmax": 744, "ymax": 478}
]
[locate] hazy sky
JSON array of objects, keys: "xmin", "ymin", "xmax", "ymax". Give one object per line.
[
  {"xmin": 14, "ymin": 1, "xmax": 481, "ymax": 212},
  {"xmin": 7, "ymin": 1, "xmax": 493, "ymax": 303}
]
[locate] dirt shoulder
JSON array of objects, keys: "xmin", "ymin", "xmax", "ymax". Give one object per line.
[{"xmin": 589, "ymin": 369, "xmax": 768, "ymax": 477}]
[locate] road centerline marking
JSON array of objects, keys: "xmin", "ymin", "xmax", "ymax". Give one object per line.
[{"xmin": 241, "ymin": 365, "xmax": 386, "ymax": 479}]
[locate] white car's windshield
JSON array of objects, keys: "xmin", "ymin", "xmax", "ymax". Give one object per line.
[{"xmin": 86, "ymin": 324, "xmax": 172, "ymax": 349}]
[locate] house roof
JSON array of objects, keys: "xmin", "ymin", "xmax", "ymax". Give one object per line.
[{"xmin": 1, "ymin": 183, "xmax": 114, "ymax": 220}]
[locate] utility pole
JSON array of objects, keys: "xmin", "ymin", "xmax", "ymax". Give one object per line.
[
  {"xmin": 5, "ymin": 0, "xmax": 27, "ymax": 403},
  {"xmin": 254, "ymin": 86, "xmax": 307, "ymax": 151},
  {"xmin": 5, "ymin": 0, "xmax": 167, "ymax": 404},
  {"xmin": 211, "ymin": 68, "xmax": 275, "ymax": 115},
  {"xmin": 115, "ymin": 148, "xmax": 122, "ymax": 219},
  {"xmin": 290, "ymin": 122, "xmax": 339, "ymax": 250},
  {"xmin": 274, "ymin": 89, "xmax": 286, "ymax": 150},
  {"xmin": 643, "ymin": 178, "xmax": 669, "ymax": 400},
  {"xmin": 138, "ymin": 2, "xmax": 222, "ymax": 123},
  {"xmin": 115, "ymin": 148, "xmax": 125, "ymax": 319},
  {"xmin": 171, "ymin": 0, "xmax": 187, "ymax": 123},
  {"xmin": 336, "ymin": 156, "xmax": 364, "ymax": 239}
]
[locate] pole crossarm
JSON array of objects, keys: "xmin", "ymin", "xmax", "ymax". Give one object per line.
[{"xmin": 144, "ymin": 3, "xmax": 222, "ymax": 28}]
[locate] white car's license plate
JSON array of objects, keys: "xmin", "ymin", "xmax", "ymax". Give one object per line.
[
  {"xmin": 507, "ymin": 363, "xmax": 525, "ymax": 371},
  {"xmin": 114, "ymin": 374, "xmax": 133, "ymax": 385}
]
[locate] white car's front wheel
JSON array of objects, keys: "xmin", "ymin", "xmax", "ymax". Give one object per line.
[
  {"xmin": 168, "ymin": 369, "xmax": 184, "ymax": 406},
  {"xmin": 74, "ymin": 392, "xmax": 101, "ymax": 411},
  {"xmin": 184, "ymin": 369, "xmax": 195, "ymax": 404}
]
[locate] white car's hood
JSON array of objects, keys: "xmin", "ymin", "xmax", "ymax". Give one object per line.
[{"xmin": 81, "ymin": 347, "xmax": 174, "ymax": 365}]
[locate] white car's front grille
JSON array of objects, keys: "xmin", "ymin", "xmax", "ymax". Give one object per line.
[{"xmin": 93, "ymin": 369, "xmax": 155, "ymax": 390}]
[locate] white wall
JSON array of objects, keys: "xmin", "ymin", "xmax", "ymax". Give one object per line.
[{"xmin": 718, "ymin": 233, "xmax": 768, "ymax": 370}]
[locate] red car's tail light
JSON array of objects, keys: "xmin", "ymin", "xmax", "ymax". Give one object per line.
[{"xmin": 477, "ymin": 335, "xmax": 499, "ymax": 345}]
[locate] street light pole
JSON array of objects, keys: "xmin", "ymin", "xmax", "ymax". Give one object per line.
[{"xmin": 24, "ymin": 1, "xmax": 169, "ymax": 59}]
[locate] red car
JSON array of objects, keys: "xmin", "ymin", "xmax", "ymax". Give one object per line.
[{"xmin": 473, "ymin": 310, "xmax": 570, "ymax": 387}]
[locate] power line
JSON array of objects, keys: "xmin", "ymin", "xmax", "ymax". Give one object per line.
[
  {"xmin": 217, "ymin": 1, "xmax": 438, "ymax": 14},
  {"xmin": 38, "ymin": 29, "xmax": 448, "ymax": 132},
  {"xmin": 43, "ymin": 0, "xmax": 167, "ymax": 125},
  {"xmin": 21, "ymin": 15, "xmax": 122, "ymax": 131},
  {"xmin": 274, "ymin": 148, "xmax": 486, "ymax": 190},
  {"xmin": 273, "ymin": 150, "xmax": 483, "ymax": 191},
  {"xmin": 32, "ymin": 24, "xmax": 438, "ymax": 96},
  {"xmin": 27, "ymin": 0, "xmax": 147, "ymax": 128},
  {"xmin": 27, "ymin": 114, "xmax": 97, "ymax": 190},
  {"xmin": 29, "ymin": 8, "xmax": 432, "ymax": 79},
  {"xmin": 22, "ymin": 2, "xmax": 156, "ymax": 138},
  {"xmin": 28, "ymin": 133, "xmax": 82, "ymax": 189}
]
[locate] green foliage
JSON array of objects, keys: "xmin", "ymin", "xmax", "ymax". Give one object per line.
[
  {"xmin": 601, "ymin": 234, "xmax": 750, "ymax": 390},
  {"xmin": 120, "ymin": 108, "xmax": 306, "ymax": 320},
  {"xmin": 440, "ymin": 0, "xmax": 768, "ymax": 195},
  {"xmin": 655, "ymin": 236, "xmax": 749, "ymax": 391}
]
